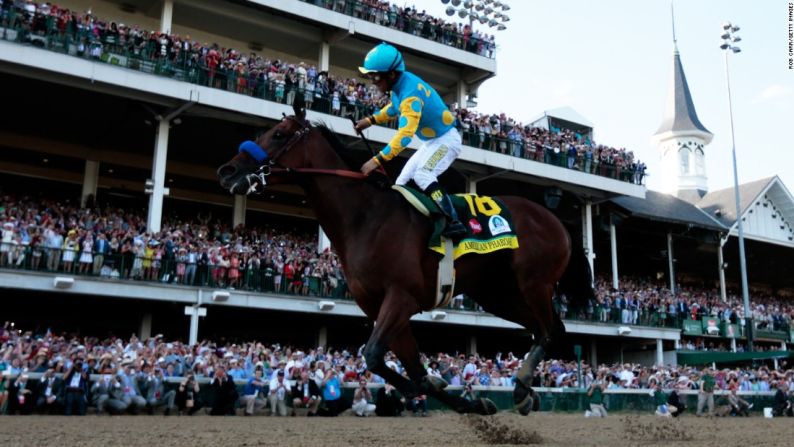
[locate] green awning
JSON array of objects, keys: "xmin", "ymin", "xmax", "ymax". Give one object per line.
[{"xmin": 677, "ymin": 350, "xmax": 793, "ymax": 365}]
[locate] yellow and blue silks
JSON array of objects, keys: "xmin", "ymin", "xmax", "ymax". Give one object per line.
[{"xmin": 371, "ymin": 71, "xmax": 457, "ymax": 161}]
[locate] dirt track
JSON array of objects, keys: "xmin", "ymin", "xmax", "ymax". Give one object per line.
[{"xmin": 1, "ymin": 412, "xmax": 793, "ymax": 446}]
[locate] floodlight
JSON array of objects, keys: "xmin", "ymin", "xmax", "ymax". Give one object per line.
[
  {"xmin": 445, "ymin": 6, "xmax": 455, "ymax": 16},
  {"xmin": 458, "ymin": 9, "xmax": 468, "ymax": 18},
  {"xmin": 722, "ymin": 21, "xmax": 732, "ymax": 30},
  {"xmin": 451, "ymin": 0, "xmax": 461, "ymax": 6}
]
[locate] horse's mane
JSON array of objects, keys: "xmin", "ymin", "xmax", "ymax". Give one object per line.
[
  {"xmin": 314, "ymin": 123, "xmax": 357, "ymax": 170},
  {"xmin": 314, "ymin": 122, "xmax": 392, "ymax": 187}
]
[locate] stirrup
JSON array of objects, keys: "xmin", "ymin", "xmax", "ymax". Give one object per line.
[{"xmin": 442, "ymin": 220, "xmax": 467, "ymax": 238}]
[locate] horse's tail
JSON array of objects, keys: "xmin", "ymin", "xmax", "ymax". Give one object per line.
[
  {"xmin": 546, "ymin": 228, "xmax": 596, "ymax": 359},
  {"xmin": 557, "ymin": 227, "xmax": 596, "ymax": 315}
]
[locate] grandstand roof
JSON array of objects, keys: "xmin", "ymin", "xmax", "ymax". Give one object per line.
[
  {"xmin": 697, "ymin": 176, "xmax": 794, "ymax": 228},
  {"xmin": 611, "ymin": 190, "xmax": 725, "ymax": 231},
  {"xmin": 653, "ymin": 44, "xmax": 712, "ymax": 140},
  {"xmin": 533, "ymin": 107, "xmax": 594, "ymax": 129}
]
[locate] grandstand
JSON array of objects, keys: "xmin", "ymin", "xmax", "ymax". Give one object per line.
[{"xmin": 1, "ymin": 0, "xmax": 792, "ymax": 372}]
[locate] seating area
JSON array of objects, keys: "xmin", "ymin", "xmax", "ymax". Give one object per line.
[{"xmin": 0, "ymin": 1, "xmax": 644, "ymax": 184}]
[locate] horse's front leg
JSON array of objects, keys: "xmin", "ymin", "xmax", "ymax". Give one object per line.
[
  {"xmin": 389, "ymin": 325, "xmax": 497, "ymax": 415},
  {"xmin": 361, "ymin": 291, "xmax": 421, "ymax": 399}
]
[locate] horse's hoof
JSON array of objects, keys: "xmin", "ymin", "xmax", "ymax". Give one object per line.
[
  {"xmin": 422, "ymin": 375, "xmax": 449, "ymax": 392},
  {"xmin": 516, "ymin": 395, "xmax": 533, "ymax": 416},
  {"xmin": 474, "ymin": 398, "xmax": 498, "ymax": 415},
  {"xmin": 513, "ymin": 386, "xmax": 535, "ymax": 415}
]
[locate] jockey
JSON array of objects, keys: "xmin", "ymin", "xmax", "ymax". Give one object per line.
[{"xmin": 355, "ymin": 42, "xmax": 467, "ymax": 239}]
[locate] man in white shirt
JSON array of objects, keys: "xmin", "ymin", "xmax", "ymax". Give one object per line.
[{"xmin": 268, "ymin": 370, "xmax": 291, "ymax": 416}]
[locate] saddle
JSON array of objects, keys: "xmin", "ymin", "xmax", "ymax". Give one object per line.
[
  {"xmin": 392, "ymin": 185, "xmax": 520, "ymax": 309},
  {"xmin": 392, "ymin": 185, "xmax": 520, "ymax": 259}
]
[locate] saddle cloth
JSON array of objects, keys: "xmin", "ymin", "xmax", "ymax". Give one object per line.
[{"xmin": 392, "ymin": 185, "xmax": 520, "ymax": 260}]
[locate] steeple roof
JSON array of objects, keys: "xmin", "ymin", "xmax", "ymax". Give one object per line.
[{"xmin": 653, "ymin": 44, "xmax": 712, "ymax": 139}]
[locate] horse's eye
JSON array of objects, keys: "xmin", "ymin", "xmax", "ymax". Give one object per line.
[{"xmin": 273, "ymin": 131, "xmax": 285, "ymax": 140}]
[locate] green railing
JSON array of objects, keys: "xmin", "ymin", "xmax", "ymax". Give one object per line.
[
  {"xmin": 0, "ymin": 244, "xmax": 705, "ymax": 330},
  {"xmin": 0, "ymin": 21, "xmax": 645, "ymax": 184},
  {"xmin": 1, "ymin": 372, "xmax": 783, "ymax": 414}
]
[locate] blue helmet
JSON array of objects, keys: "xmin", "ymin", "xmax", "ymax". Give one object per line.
[{"xmin": 359, "ymin": 42, "xmax": 405, "ymax": 74}]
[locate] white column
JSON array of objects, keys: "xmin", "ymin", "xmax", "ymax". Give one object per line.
[
  {"xmin": 730, "ymin": 337, "xmax": 737, "ymax": 352},
  {"xmin": 317, "ymin": 325, "xmax": 328, "ymax": 349},
  {"xmin": 139, "ymin": 313, "xmax": 153, "ymax": 341},
  {"xmin": 656, "ymin": 339, "xmax": 664, "ymax": 366},
  {"xmin": 467, "ymin": 336, "xmax": 477, "ymax": 356},
  {"xmin": 160, "ymin": 0, "xmax": 174, "ymax": 34},
  {"xmin": 456, "ymin": 80, "xmax": 467, "ymax": 109},
  {"xmin": 188, "ymin": 310, "xmax": 199, "ymax": 346},
  {"xmin": 590, "ymin": 338, "xmax": 598, "ymax": 366},
  {"xmin": 674, "ymin": 339, "xmax": 680, "ymax": 350},
  {"xmin": 718, "ymin": 242, "xmax": 727, "ymax": 302},
  {"xmin": 667, "ymin": 232, "xmax": 676, "ymax": 293},
  {"xmin": 465, "ymin": 178, "xmax": 478, "ymax": 194},
  {"xmin": 81, "ymin": 159, "xmax": 99, "ymax": 207},
  {"xmin": 187, "ymin": 291, "xmax": 204, "ymax": 346},
  {"xmin": 318, "ymin": 226, "xmax": 332, "ymax": 254},
  {"xmin": 233, "ymin": 195, "xmax": 247, "ymax": 228},
  {"xmin": 610, "ymin": 215, "xmax": 619, "ymax": 290},
  {"xmin": 581, "ymin": 201, "xmax": 594, "ymax": 283},
  {"xmin": 319, "ymin": 41, "xmax": 330, "ymax": 72},
  {"xmin": 147, "ymin": 120, "xmax": 170, "ymax": 233}
]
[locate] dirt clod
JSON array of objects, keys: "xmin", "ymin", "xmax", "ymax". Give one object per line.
[{"xmin": 465, "ymin": 414, "xmax": 544, "ymax": 445}]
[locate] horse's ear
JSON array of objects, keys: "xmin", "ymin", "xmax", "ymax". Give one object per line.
[{"xmin": 292, "ymin": 94, "xmax": 306, "ymax": 121}]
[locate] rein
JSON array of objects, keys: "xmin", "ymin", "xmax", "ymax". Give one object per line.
[
  {"xmin": 270, "ymin": 167, "xmax": 368, "ymax": 179},
  {"xmin": 238, "ymin": 116, "xmax": 369, "ymax": 194}
]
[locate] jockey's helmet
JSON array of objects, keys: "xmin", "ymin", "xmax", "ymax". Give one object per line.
[{"xmin": 358, "ymin": 42, "xmax": 405, "ymax": 75}]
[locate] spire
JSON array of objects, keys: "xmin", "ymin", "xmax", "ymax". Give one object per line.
[
  {"xmin": 653, "ymin": 5, "xmax": 712, "ymax": 139},
  {"xmin": 671, "ymin": 1, "xmax": 678, "ymax": 54}
]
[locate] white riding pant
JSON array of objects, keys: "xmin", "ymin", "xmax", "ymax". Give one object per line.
[{"xmin": 395, "ymin": 128, "xmax": 462, "ymax": 191}]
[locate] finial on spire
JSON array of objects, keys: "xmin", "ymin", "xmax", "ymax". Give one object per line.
[{"xmin": 671, "ymin": 1, "xmax": 678, "ymax": 54}]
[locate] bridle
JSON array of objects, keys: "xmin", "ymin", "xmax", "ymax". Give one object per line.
[{"xmin": 237, "ymin": 115, "xmax": 369, "ymax": 195}]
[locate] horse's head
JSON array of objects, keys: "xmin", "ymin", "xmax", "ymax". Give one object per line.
[{"xmin": 217, "ymin": 96, "xmax": 313, "ymax": 195}]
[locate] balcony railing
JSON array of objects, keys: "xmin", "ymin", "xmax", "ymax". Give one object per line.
[
  {"xmin": 0, "ymin": 24, "xmax": 644, "ymax": 184},
  {"xmin": 299, "ymin": 0, "xmax": 496, "ymax": 58}
]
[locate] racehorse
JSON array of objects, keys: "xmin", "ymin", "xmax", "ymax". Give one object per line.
[{"xmin": 218, "ymin": 97, "xmax": 594, "ymax": 415}]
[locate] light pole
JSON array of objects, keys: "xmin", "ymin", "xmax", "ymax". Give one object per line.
[
  {"xmin": 441, "ymin": 0, "xmax": 511, "ymax": 32},
  {"xmin": 719, "ymin": 22, "xmax": 753, "ymax": 351}
]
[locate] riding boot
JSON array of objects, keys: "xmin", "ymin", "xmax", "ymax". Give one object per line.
[{"xmin": 424, "ymin": 182, "xmax": 467, "ymax": 239}]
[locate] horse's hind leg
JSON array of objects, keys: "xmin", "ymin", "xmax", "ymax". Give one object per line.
[
  {"xmin": 389, "ymin": 325, "xmax": 497, "ymax": 415},
  {"xmin": 511, "ymin": 280, "xmax": 559, "ymax": 415}
]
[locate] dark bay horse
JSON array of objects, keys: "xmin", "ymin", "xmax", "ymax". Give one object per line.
[{"xmin": 218, "ymin": 98, "xmax": 594, "ymax": 415}]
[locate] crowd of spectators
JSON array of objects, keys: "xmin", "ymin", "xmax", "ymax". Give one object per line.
[
  {"xmin": 457, "ymin": 109, "xmax": 646, "ymax": 184},
  {"xmin": 301, "ymin": 0, "xmax": 496, "ymax": 58},
  {"xmin": 2, "ymin": 323, "xmax": 794, "ymax": 417},
  {"xmin": 0, "ymin": 0, "xmax": 644, "ymax": 184},
  {"xmin": 0, "ymin": 192, "xmax": 352, "ymax": 299},
  {"xmin": 553, "ymin": 276, "xmax": 794, "ymax": 339},
  {"xmin": 3, "ymin": 193, "xmax": 793, "ymax": 336}
]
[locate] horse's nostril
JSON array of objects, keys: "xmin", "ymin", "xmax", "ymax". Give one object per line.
[{"xmin": 218, "ymin": 164, "xmax": 236, "ymax": 179}]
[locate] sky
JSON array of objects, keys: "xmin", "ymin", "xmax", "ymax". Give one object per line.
[{"xmin": 410, "ymin": 0, "xmax": 793, "ymax": 193}]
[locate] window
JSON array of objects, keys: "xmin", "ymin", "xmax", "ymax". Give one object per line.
[
  {"xmin": 695, "ymin": 148, "xmax": 705, "ymax": 175},
  {"xmin": 678, "ymin": 147, "xmax": 691, "ymax": 174}
]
